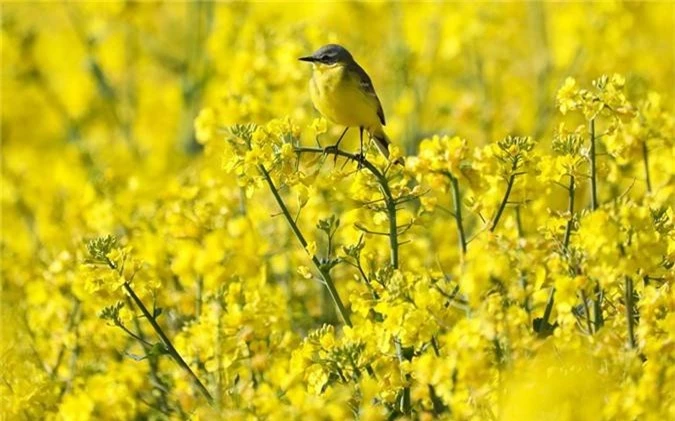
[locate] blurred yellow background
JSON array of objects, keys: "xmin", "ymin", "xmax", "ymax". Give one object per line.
[
  {"xmin": 1, "ymin": 2, "xmax": 673, "ymax": 420},
  {"xmin": 3, "ymin": 2, "xmax": 672, "ymax": 161}
]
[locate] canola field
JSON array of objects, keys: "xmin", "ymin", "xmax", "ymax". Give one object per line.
[{"xmin": 1, "ymin": 2, "xmax": 673, "ymax": 420}]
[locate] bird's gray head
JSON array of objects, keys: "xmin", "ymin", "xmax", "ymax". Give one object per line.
[{"xmin": 298, "ymin": 44, "xmax": 354, "ymax": 65}]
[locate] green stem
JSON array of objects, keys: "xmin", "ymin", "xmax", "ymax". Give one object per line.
[
  {"xmin": 448, "ymin": 174, "xmax": 467, "ymax": 255},
  {"xmin": 529, "ymin": 1, "xmax": 553, "ymax": 140},
  {"xmin": 295, "ymin": 146, "xmax": 406, "ymax": 409},
  {"xmin": 384, "ymin": 186, "xmax": 399, "ymax": 269},
  {"xmin": 473, "ymin": 51, "xmax": 492, "ymax": 143},
  {"xmin": 395, "ymin": 341, "xmax": 412, "ymax": 415},
  {"xmin": 428, "ymin": 384, "xmax": 447, "ymax": 415},
  {"xmin": 51, "ymin": 299, "xmax": 81, "ymax": 377},
  {"xmin": 490, "ymin": 163, "xmax": 518, "ymax": 232},
  {"xmin": 515, "ymin": 206, "xmax": 524, "ymax": 238},
  {"xmin": 123, "ymin": 283, "xmax": 214, "ymax": 405},
  {"xmin": 127, "ymin": 299, "xmax": 175, "ymax": 415},
  {"xmin": 59, "ymin": 324, "xmax": 81, "ymax": 400},
  {"xmin": 541, "ymin": 287, "xmax": 556, "ymax": 331},
  {"xmin": 376, "ymin": 165, "xmax": 411, "ymax": 415},
  {"xmin": 66, "ymin": 5, "xmax": 139, "ymax": 156},
  {"xmin": 579, "ymin": 290, "xmax": 593, "ymax": 334},
  {"xmin": 593, "ymin": 282, "xmax": 604, "ymax": 332},
  {"xmin": 195, "ymin": 276, "xmax": 203, "ymax": 317},
  {"xmin": 563, "ymin": 175, "xmax": 575, "ymax": 250},
  {"xmin": 215, "ymin": 300, "xmax": 224, "ymax": 410},
  {"xmin": 589, "ymin": 119, "xmax": 598, "ymax": 210},
  {"xmin": 295, "ymin": 146, "xmax": 382, "ymax": 178},
  {"xmin": 117, "ymin": 322, "xmax": 154, "ymax": 347},
  {"xmin": 624, "ymin": 277, "xmax": 637, "ymax": 349},
  {"xmin": 258, "ymin": 165, "xmax": 352, "ymax": 327},
  {"xmin": 295, "ymin": 146, "xmax": 398, "ymax": 267},
  {"xmin": 642, "ymin": 140, "xmax": 652, "ymax": 193},
  {"xmin": 381, "ymin": 167, "xmax": 409, "ymax": 415}
]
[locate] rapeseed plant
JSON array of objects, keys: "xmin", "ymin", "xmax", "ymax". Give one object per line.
[{"xmin": 1, "ymin": 2, "xmax": 673, "ymax": 420}]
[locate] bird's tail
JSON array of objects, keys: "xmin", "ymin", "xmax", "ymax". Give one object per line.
[{"xmin": 370, "ymin": 127, "xmax": 404, "ymax": 165}]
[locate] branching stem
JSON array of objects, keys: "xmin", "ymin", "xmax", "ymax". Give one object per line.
[
  {"xmin": 491, "ymin": 162, "xmax": 519, "ymax": 232},
  {"xmin": 295, "ymin": 145, "xmax": 407, "ymax": 412},
  {"xmin": 127, "ymin": 300, "xmax": 175, "ymax": 415},
  {"xmin": 258, "ymin": 165, "xmax": 352, "ymax": 327},
  {"xmin": 295, "ymin": 146, "xmax": 399, "ymax": 268},
  {"xmin": 123, "ymin": 283, "xmax": 214, "ymax": 405}
]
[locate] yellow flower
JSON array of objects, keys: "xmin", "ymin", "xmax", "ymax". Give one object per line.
[
  {"xmin": 500, "ymin": 346, "xmax": 615, "ymax": 421},
  {"xmin": 194, "ymin": 107, "xmax": 217, "ymax": 144},
  {"xmin": 297, "ymin": 265, "xmax": 312, "ymax": 279},
  {"xmin": 4, "ymin": 4, "xmax": 674, "ymax": 420},
  {"xmin": 305, "ymin": 241, "xmax": 317, "ymax": 258},
  {"xmin": 58, "ymin": 392, "xmax": 95, "ymax": 421},
  {"xmin": 557, "ymin": 77, "xmax": 579, "ymax": 114},
  {"xmin": 306, "ymin": 364, "xmax": 329, "ymax": 395},
  {"xmin": 311, "ymin": 117, "xmax": 328, "ymax": 135},
  {"xmin": 296, "ymin": 184, "xmax": 310, "ymax": 209}
]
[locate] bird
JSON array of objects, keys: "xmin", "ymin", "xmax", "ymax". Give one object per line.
[{"xmin": 299, "ymin": 44, "xmax": 398, "ymax": 163}]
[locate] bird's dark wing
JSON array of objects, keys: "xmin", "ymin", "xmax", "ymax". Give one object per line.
[{"xmin": 352, "ymin": 64, "xmax": 386, "ymax": 126}]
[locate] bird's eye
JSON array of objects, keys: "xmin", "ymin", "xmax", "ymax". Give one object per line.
[{"xmin": 320, "ymin": 54, "xmax": 330, "ymax": 62}]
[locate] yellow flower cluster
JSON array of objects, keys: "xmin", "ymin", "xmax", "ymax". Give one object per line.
[{"xmin": 2, "ymin": 2, "xmax": 674, "ymax": 420}]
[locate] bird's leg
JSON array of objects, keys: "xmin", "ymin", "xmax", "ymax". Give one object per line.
[
  {"xmin": 325, "ymin": 127, "xmax": 349, "ymax": 153},
  {"xmin": 356, "ymin": 127, "xmax": 365, "ymax": 169},
  {"xmin": 335, "ymin": 127, "xmax": 349, "ymax": 149},
  {"xmin": 324, "ymin": 127, "xmax": 349, "ymax": 164}
]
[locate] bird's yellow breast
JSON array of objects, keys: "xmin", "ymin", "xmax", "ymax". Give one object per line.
[{"xmin": 309, "ymin": 64, "xmax": 382, "ymax": 130}]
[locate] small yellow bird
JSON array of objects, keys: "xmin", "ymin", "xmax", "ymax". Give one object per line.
[{"xmin": 299, "ymin": 44, "xmax": 396, "ymax": 161}]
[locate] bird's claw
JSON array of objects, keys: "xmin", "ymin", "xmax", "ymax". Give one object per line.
[
  {"xmin": 323, "ymin": 145, "xmax": 340, "ymax": 164},
  {"xmin": 354, "ymin": 153, "xmax": 366, "ymax": 170}
]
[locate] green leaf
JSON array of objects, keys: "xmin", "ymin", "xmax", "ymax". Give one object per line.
[{"xmin": 147, "ymin": 343, "xmax": 170, "ymax": 358}]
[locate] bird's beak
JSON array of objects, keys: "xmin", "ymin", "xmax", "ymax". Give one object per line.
[{"xmin": 298, "ymin": 55, "xmax": 317, "ymax": 62}]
